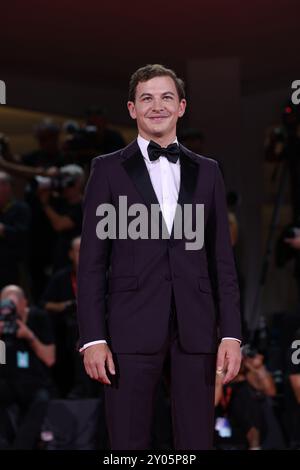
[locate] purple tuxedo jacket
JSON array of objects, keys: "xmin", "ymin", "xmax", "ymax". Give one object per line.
[{"xmin": 77, "ymin": 139, "xmax": 242, "ymax": 353}]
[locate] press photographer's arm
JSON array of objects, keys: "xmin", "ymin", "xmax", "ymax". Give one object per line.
[
  {"xmin": 38, "ymin": 188, "xmax": 76, "ymax": 232},
  {"xmin": 14, "ymin": 318, "xmax": 55, "ymax": 367},
  {"xmin": 0, "ymin": 134, "xmax": 57, "ymax": 179}
]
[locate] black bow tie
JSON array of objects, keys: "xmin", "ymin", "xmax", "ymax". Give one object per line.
[{"xmin": 147, "ymin": 140, "xmax": 180, "ymax": 164}]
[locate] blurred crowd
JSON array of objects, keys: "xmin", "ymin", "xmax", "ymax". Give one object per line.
[{"xmin": 0, "ymin": 112, "xmax": 300, "ymax": 450}]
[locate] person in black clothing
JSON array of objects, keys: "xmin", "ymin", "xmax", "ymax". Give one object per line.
[
  {"xmin": 41, "ymin": 237, "xmax": 79, "ymax": 313},
  {"xmin": 41, "ymin": 236, "xmax": 80, "ymax": 396},
  {"xmin": 0, "ymin": 285, "xmax": 56, "ymax": 449},
  {"xmin": 41, "ymin": 235, "xmax": 106, "ymax": 399},
  {"xmin": 0, "ymin": 172, "xmax": 31, "ymax": 289},
  {"xmin": 20, "ymin": 120, "xmax": 63, "ymax": 300},
  {"xmin": 215, "ymin": 353, "xmax": 277, "ymax": 449},
  {"xmin": 25, "ymin": 183, "xmax": 56, "ymax": 302}
]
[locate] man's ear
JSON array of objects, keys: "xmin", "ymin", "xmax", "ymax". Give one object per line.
[
  {"xmin": 127, "ymin": 101, "xmax": 137, "ymax": 120},
  {"xmin": 178, "ymin": 99, "xmax": 187, "ymax": 118}
]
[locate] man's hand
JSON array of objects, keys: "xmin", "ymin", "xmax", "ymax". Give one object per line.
[
  {"xmin": 83, "ymin": 343, "xmax": 116, "ymax": 385},
  {"xmin": 16, "ymin": 319, "xmax": 35, "ymax": 341},
  {"xmin": 216, "ymin": 339, "xmax": 241, "ymax": 385},
  {"xmin": 243, "ymin": 353, "xmax": 264, "ymax": 372}
]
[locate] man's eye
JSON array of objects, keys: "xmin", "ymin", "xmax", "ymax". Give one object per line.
[
  {"xmin": 143, "ymin": 97, "xmax": 151, "ymax": 101},
  {"xmin": 164, "ymin": 96, "xmax": 172, "ymax": 100}
]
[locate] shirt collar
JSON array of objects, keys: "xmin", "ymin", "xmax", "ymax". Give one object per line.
[{"xmin": 137, "ymin": 134, "xmax": 179, "ymax": 163}]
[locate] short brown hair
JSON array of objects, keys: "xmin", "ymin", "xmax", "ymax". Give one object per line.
[{"xmin": 128, "ymin": 64, "xmax": 185, "ymax": 102}]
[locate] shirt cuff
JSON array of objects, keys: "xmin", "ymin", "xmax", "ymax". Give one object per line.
[
  {"xmin": 80, "ymin": 338, "xmax": 241, "ymax": 352},
  {"xmin": 79, "ymin": 340, "xmax": 107, "ymax": 352},
  {"xmin": 221, "ymin": 337, "xmax": 241, "ymax": 344}
]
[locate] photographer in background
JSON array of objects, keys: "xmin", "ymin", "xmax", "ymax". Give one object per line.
[
  {"xmin": 215, "ymin": 349, "xmax": 277, "ymax": 449},
  {"xmin": 26, "ymin": 164, "xmax": 83, "ymax": 301},
  {"xmin": 37, "ymin": 164, "xmax": 83, "ymax": 272},
  {"xmin": 62, "ymin": 107, "xmax": 126, "ymax": 175},
  {"xmin": 41, "ymin": 236, "xmax": 80, "ymax": 396},
  {"xmin": 0, "ymin": 171, "xmax": 31, "ymax": 289},
  {"xmin": 0, "ymin": 285, "xmax": 56, "ymax": 449}
]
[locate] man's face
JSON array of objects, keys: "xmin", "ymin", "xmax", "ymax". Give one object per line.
[{"xmin": 127, "ymin": 76, "xmax": 186, "ymax": 141}]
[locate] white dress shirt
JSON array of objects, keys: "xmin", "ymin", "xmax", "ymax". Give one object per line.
[
  {"xmin": 80, "ymin": 135, "xmax": 240, "ymax": 351},
  {"xmin": 138, "ymin": 134, "xmax": 181, "ymax": 236}
]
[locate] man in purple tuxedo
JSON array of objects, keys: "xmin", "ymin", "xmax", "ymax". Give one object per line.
[{"xmin": 77, "ymin": 64, "xmax": 242, "ymax": 450}]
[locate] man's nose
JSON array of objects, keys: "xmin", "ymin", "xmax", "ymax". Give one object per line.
[{"xmin": 151, "ymin": 99, "xmax": 165, "ymax": 111}]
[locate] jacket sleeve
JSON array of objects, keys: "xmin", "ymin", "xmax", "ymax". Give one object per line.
[
  {"xmin": 76, "ymin": 156, "xmax": 112, "ymax": 349},
  {"xmin": 206, "ymin": 161, "xmax": 242, "ymax": 341}
]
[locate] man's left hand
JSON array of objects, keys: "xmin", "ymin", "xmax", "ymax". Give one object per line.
[{"xmin": 216, "ymin": 339, "xmax": 241, "ymax": 384}]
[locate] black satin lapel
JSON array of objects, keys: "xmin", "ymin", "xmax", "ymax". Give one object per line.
[
  {"xmin": 177, "ymin": 149, "xmax": 199, "ymax": 208},
  {"xmin": 169, "ymin": 149, "xmax": 199, "ymax": 245},
  {"xmin": 122, "ymin": 149, "xmax": 159, "ymax": 207},
  {"xmin": 121, "ymin": 149, "xmax": 169, "ymax": 236}
]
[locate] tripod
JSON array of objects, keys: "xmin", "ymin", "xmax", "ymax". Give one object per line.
[{"xmin": 248, "ymin": 158, "xmax": 290, "ymax": 346}]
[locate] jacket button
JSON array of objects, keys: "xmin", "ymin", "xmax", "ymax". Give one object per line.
[{"xmin": 165, "ymin": 275, "xmax": 171, "ymax": 281}]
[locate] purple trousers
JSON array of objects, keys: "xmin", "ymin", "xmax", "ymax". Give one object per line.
[{"xmin": 104, "ymin": 291, "xmax": 216, "ymax": 450}]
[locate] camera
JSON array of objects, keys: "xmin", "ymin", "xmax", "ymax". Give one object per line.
[
  {"xmin": 31, "ymin": 172, "xmax": 78, "ymax": 192},
  {"xmin": 0, "ymin": 299, "xmax": 18, "ymax": 336},
  {"xmin": 63, "ymin": 122, "xmax": 98, "ymax": 154}
]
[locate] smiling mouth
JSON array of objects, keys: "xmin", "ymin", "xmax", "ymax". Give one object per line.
[{"xmin": 149, "ymin": 116, "xmax": 169, "ymax": 121}]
